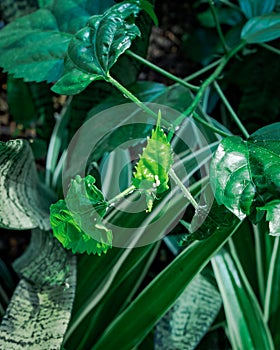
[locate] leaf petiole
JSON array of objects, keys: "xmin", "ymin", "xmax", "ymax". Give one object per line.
[
  {"xmin": 169, "ymin": 168, "xmax": 199, "ymax": 209},
  {"xmin": 108, "ymin": 185, "xmax": 136, "ymax": 206}
]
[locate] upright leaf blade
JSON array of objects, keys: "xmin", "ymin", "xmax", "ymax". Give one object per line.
[
  {"xmin": 155, "ymin": 273, "xmax": 221, "ymax": 350},
  {"xmin": 0, "ymin": 139, "xmax": 52, "ymax": 230},
  {"xmin": 239, "ymin": 0, "xmax": 275, "ymax": 19},
  {"xmin": 0, "ymin": 230, "xmax": 76, "ymax": 350},
  {"xmin": 93, "ymin": 217, "xmax": 241, "ymax": 350},
  {"xmin": 212, "ymin": 249, "xmax": 274, "ymax": 350}
]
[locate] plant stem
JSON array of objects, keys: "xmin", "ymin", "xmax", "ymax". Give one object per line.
[
  {"xmin": 108, "ymin": 185, "xmax": 136, "ymax": 206},
  {"xmin": 172, "ymin": 41, "xmax": 246, "ymax": 127},
  {"xmin": 209, "ymin": 0, "xmax": 228, "ymax": 53},
  {"xmin": 184, "ymin": 58, "xmax": 223, "ymax": 82},
  {"xmin": 192, "ymin": 111, "xmax": 231, "ymax": 137},
  {"xmin": 126, "ymin": 50, "xmax": 199, "ymax": 91},
  {"xmin": 107, "ymin": 74, "xmax": 159, "ymax": 117},
  {"xmin": 213, "ymin": 81, "xmax": 249, "ymax": 138},
  {"xmin": 260, "ymin": 43, "xmax": 280, "ymax": 56},
  {"xmin": 169, "ymin": 168, "xmax": 199, "ymax": 209}
]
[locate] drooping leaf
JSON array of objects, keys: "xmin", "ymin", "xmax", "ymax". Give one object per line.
[
  {"xmin": 133, "ymin": 111, "xmax": 173, "ymax": 211},
  {"xmin": 210, "ymin": 123, "xmax": 280, "ymax": 223},
  {"xmin": 212, "ymin": 249, "xmax": 274, "ymax": 350},
  {"xmin": 50, "ymin": 175, "xmax": 112, "ymax": 255},
  {"xmin": 238, "ymin": 0, "xmax": 275, "ymax": 19},
  {"xmin": 0, "ymin": 1, "xmax": 114, "ymax": 83},
  {"xmin": 0, "ymin": 139, "xmax": 52, "ymax": 230},
  {"xmin": 258, "ymin": 200, "xmax": 280, "ymax": 236},
  {"xmin": 155, "ymin": 273, "xmax": 221, "ymax": 350},
  {"xmin": 0, "ymin": 229, "xmax": 76, "ymax": 350},
  {"xmin": 52, "ymin": 1, "xmax": 156, "ymax": 94},
  {"xmin": 241, "ymin": 13, "xmax": 280, "ymax": 43}
]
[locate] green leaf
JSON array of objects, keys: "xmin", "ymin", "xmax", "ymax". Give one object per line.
[
  {"xmin": 0, "ymin": 0, "xmax": 38, "ymax": 22},
  {"xmin": 265, "ymin": 237, "xmax": 280, "ymax": 349},
  {"xmin": 52, "ymin": 1, "xmax": 154, "ymax": 95},
  {"xmin": 239, "ymin": 0, "xmax": 275, "ymax": 19},
  {"xmin": 210, "ymin": 123, "xmax": 280, "ymax": 222},
  {"xmin": 0, "ymin": 139, "xmax": 52, "ymax": 230},
  {"xmin": 258, "ymin": 200, "xmax": 280, "ymax": 236},
  {"xmin": 155, "ymin": 273, "xmax": 221, "ymax": 350},
  {"xmin": 241, "ymin": 14, "xmax": 280, "ymax": 43},
  {"xmin": 0, "ymin": 229, "xmax": 76, "ymax": 349},
  {"xmin": 133, "ymin": 111, "xmax": 173, "ymax": 211},
  {"xmin": 92, "ymin": 218, "xmax": 241, "ymax": 350},
  {"xmin": 0, "ymin": 9, "xmax": 72, "ymax": 83},
  {"xmin": 50, "ymin": 175, "xmax": 112, "ymax": 255},
  {"xmin": 0, "ymin": 1, "xmax": 115, "ymax": 83},
  {"xmin": 212, "ymin": 249, "xmax": 274, "ymax": 350}
]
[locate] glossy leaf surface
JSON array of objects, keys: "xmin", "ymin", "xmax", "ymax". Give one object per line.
[
  {"xmin": 133, "ymin": 111, "xmax": 173, "ymax": 211},
  {"xmin": 241, "ymin": 14, "xmax": 280, "ymax": 43},
  {"xmin": 0, "ymin": 139, "xmax": 52, "ymax": 230},
  {"xmin": 211, "ymin": 123, "xmax": 280, "ymax": 223},
  {"xmin": 0, "ymin": 1, "xmax": 114, "ymax": 83},
  {"xmin": 212, "ymin": 249, "xmax": 274, "ymax": 350},
  {"xmin": 239, "ymin": 0, "xmax": 275, "ymax": 19},
  {"xmin": 50, "ymin": 175, "xmax": 112, "ymax": 255},
  {"xmin": 259, "ymin": 200, "xmax": 280, "ymax": 236},
  {"xmin": 52, "ymin": 1, "xmax": 155, "ymax": 94}
]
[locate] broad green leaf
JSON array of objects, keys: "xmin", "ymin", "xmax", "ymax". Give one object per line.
[
  {"xmin": 133, "ymin": 111, "xmax": 173, "ymax": 211},
  {"xmin": 198, "ymin": 7, "xmax": 244, "ymax": 27},
  {"xmin": 210, "ymin": 123, "xmax": 280, "ymax": 221},
  {"xmin": 212, "ymin": 249, "xmax": 274, "ymax": 350},
  {"xmin": 93, "ymin": 218, "xmax": 241, "ymax": 350},
  {"xmin": 0, "ymin": 9, "xmax": 72, "ymax": 83},
  {"xmin": 0, "ymin": 229, "xmax": 76, "ymax": 350},
  {"xmin": 0, "ymin": 1, "xmax": 114, "ymax": 83},
  {"xmin": 265, "ymin": 237, "xmax": 280, "ymax": 349},
  {"xmin": 239, "ymin": 0, "xmax": 275, "ymax": 19},
  {"xmin": 52, "ymin": 1, "xmax": 154, "ymax": 94},
  {"xmin": 241, "ymin": 14, "xmax": 280, "ymax": 43},
  {"xmin": 50, "ymin": 175, "xmax": 112, "ymax": 255},
  {"xmin": 0, "ymin": 139, "xmax": 52, "ymax": 230},
  {"xmin": 258, "ymin": 200, "xmax": 280, "ymax": 236},
  {"xmin": 155, "ymin": 273, "xmax": 221, "ymax": 350}
]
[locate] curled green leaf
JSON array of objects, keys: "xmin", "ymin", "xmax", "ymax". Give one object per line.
[
  {"xmin": 50, "ymin": 175, "xmax": 112, "ymax": 255},
  {"xmin": 52, "ymin": 0, "xmax": 156, "ymax": 95},
  {"xmin": 133, "ymin": 111, "xmax": 173, "ymax": 211}
]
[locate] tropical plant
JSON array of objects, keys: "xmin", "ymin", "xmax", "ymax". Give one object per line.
[{"xmin": 0, "ymin": 0, "xmax": 280, "ymax": 349}]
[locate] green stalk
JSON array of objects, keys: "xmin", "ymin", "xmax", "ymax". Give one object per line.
[
  {"xmin": 260, "ymin": 43, "xmax": 280, "ymax": 56},
  {"xmin": 192, "ymin": 111, "xmax": 231, "ymax": 138},
  {"xmin": 184, "ymin": 58, "xmax": 223, "ymax": 82},
  {"xmin": 173, "ymin": 41, "xmax": 246, "ymax": 128},
  {"xmin": 108, "ymin": 185, "xmax": 136, "ymax": 206},
  {"xmin": 209, "ymin": 0, "xmax": 228, "ymax": 53},
  {"xmin": 213, "ymin": 81, "xmax": 249, "ymax": 138},
  {"xmin": 169, "ymin": 168, "xmax": 199, "ymax": 209},
  {"xmin": 126, "ymin": 50, "xmax": 199, "ymax": 91}
]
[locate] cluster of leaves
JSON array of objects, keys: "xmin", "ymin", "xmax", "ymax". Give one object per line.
[{"xmin": 1, "ymin": 0, "xmax": 280, "ymax": 350}]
